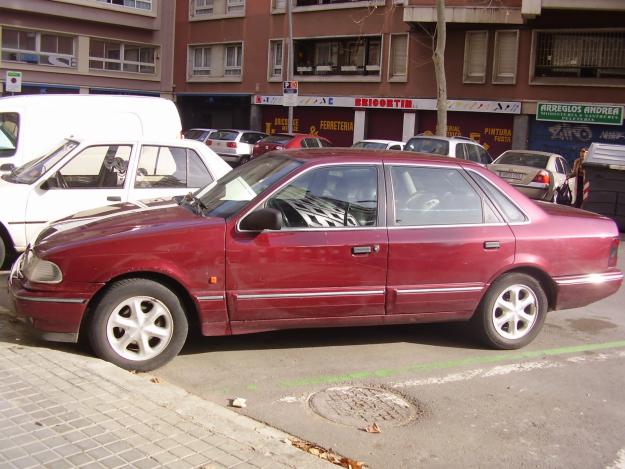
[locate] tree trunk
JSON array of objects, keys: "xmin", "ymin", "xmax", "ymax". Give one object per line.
[{"xmin": 433, "ymin": 0, "xmax": 447, "ymax": 137}]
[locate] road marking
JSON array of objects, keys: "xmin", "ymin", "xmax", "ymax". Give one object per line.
[
  {"xmin": 607, "ymin": 448, "xmax": 625, "ymax": 469},
  {"xmin": 276, "ymin": 340, "xmax": 625, "ymax": 388}
]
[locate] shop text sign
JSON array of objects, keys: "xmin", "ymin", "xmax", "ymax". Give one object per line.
[{"xmin": 537, "ymin": 102, "xmax": 624, "ymax": 126}]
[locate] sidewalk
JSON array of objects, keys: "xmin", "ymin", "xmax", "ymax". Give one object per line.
[{"xmin": 0, "ymin": 299, "xmax": 333, "ymax": 469}]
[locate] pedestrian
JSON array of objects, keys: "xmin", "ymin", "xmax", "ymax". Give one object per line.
[{"xmin": 572, "ymin": 147, "xmax": 588, "ymax": 208}]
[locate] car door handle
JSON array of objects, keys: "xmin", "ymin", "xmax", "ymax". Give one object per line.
[
  {"xmin": 352, "ymin": 245, "xmax": 379, "ymax": 255},
  {"xmin": 107, "ymin": 196, "xmax": 121, "ymax": 202},
  {"xmin": 484, "ymin": 241, "xmax": 500, "ymax": 250}
]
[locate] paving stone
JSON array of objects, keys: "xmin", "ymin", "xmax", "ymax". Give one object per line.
[{"xmin": 10, "ymin": 455, "xmax": 40, "ymax": 469}]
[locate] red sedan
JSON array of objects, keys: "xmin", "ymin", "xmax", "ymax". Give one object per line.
[
  {"xmin": 9, "ymin": 149, "xmax": 623, "ymax": 371},
  {"xmin": 252, "ymin": 133, "xmax": 332, "ymax": 158}
]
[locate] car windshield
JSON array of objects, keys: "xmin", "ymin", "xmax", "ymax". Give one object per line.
[
  {"xmin": 405, "ymin": 138, "xmax": 449, "ymax": 155},
  {"xmin": 192, "ymin": 154, "xmax": 303, "ymax": 219},
  {"xmin": 261, "ymin": 134, "xmax": 293, "ymax": 145},
  {"xmin": 1, "ymin": 139, "xmax": 79, "ymax": 185},
  {"xmin": 495, "ymin": 152, "xmax": 549, "ymax": 169},
  {"xmin": 352, "ymin": 141, "xmax": 387, "ymax": 149}
]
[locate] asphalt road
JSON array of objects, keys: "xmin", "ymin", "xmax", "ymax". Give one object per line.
[{"xmin": 2, "ymin": 239, "xmax": 625, "ymax": 469}]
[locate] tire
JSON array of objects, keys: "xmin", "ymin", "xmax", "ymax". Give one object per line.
[
  {"xmin": 0, "ymin": 236, "xmax": 6, "ymax": 271},
  {"xmin": 472, "ymin": 273, "xmax": 547, "ymax": 350},
  {"xmin": 238, "ymin": 155, "xmax": 250, "ymax": 165},
  {"xmin": 88, "ymin": 278, "xmax": 188, "ymax": 372}
]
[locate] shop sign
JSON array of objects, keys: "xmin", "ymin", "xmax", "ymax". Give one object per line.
[
  {"xmin": 254, "ymin": 95, "xmax": 521, "ymax": 114},
  {"xmin": 537, "ymin": 102, "xmax": 624, "ymax": 126}
]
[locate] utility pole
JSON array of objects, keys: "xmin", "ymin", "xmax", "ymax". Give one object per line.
[
  {"xmin": 433, "ymin": 0, "xmax": 447, "ymax": 136},
  {"xmin": 286, "ymin": 0, "xmax": 294, "ymax": 133}
]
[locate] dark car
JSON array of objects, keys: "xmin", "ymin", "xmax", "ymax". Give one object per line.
[
  {"xmin": 9, "ymin": 149, "xmax": 623, "ymax": 371},
  {"xmin": 252, "ymin": 133, "xmax": 332, "ymax": 158}
]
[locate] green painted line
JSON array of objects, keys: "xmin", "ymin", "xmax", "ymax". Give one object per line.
[{"xmin": 277, "ymin": 340, "xmax": 625, "ymax": 388}]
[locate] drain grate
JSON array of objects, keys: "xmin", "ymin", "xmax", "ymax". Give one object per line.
[{"xmin": 309, "ymin": 386, "xmax": 419, "ymax": 428}]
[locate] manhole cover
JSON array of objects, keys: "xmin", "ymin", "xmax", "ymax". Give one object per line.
[{"xmin": 309, "ymin": 386, "xmax": 418, "ymax": 428}]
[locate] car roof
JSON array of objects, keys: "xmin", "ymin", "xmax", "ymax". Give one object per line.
[
  {"xmin": 276, "ymin": 147, "xmax": 483, "ymax": 167},
  {"xmin": 498, "ymin": 149, "xmax": 561, "ymax": 157},
  {"xmin": 357, "ymin": 139, "xmax": 405, "ymax": 144}
]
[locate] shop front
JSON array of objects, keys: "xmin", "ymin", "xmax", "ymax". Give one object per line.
[{"xmin": 529, "ymin": 102, "xmax": 625, "ymax": 164}]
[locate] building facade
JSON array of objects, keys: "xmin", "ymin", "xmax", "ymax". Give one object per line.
[{"xmin": 0, "ymin": 0, "xmax": 175, "ymax": 98}]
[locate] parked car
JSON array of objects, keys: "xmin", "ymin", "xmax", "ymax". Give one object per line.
[
  {"xmin": 183, "ymin": 128, "xmax": 218, "ymax": 144},
  {"xmin": 206, "ymin": 129, "xmax": 268, "ymax": 166},
  {"xmin": 352, "ymin": 139, "xmax": 405, "ymax": 150},
  {"xmin": 0, "ymin": 137, "xmax": 231, "ymax": 267},
  {"xmin": 252, "ymin": 133, "xmax": 332, "ymax": 159},
  {"xmin": 488, "ymin": 150, "xmax": 575, "ymax": 203},
  {"xmin": 404, "ymin": 135, "xmax": 492, "ymax": 165},
  {"xmin": 0, "ymin": 94, "xmax": 182, "ymax": 174},
  {"xmin": 9, "ymin": 148, "xmax": 622, "ymax": 371}
]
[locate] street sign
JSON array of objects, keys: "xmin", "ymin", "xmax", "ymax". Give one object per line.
[
  {"xmin": 537, "ymin": 102, "xmax": 624, "ymax": 126},
  {"xmin": 283, "ymin": 80, "xmax": 298, "ymax": 107},
  {"xmin": 5, "ymin": 71, "xmax": 22, "ymax": 93}
]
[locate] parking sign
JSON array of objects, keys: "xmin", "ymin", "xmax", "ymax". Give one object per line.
[{"xmin": 283, "ymin": 80, "xmax": 298, "ymax": 107}]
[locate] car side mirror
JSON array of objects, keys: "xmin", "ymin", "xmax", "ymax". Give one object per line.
[
  {"xmin": 0, "ymin": 163, "xmax": 15, "ymax": 172},
  {"xmin": 240, "ymin": 208, "xmax": 282, "ymax": 231}
]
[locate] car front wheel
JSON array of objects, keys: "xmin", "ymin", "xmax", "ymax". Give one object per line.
[
  {"xmin": 88, "ymin": 278, "xmax": 188, "ymax": 371},
  {"xmin": 472, "ymin": 273, "xmax": 547, "ymax": 349}
]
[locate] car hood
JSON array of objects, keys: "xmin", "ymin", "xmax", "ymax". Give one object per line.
[{"xmin": 35, "ymin": 198, "xmax": 224, "ymax": 254}]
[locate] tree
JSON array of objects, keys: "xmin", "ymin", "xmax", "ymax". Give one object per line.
[{"xmin": 432, "ymin": 0, "xmax": 447, "ymax": 137}]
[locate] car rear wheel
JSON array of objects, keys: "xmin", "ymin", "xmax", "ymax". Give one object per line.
[
  {"xmin": 472, "ymin": 273, "xmax": 547, "ymax": 349},
  {"xmin": 88, "ymin": 278, "xmax": 188, "ymax": 371},
  {"xmin": 0, "ymin": 236, "xmax": 6, "ymax": 270},
  {"xmin": 239, "ymin": 155, "xmax": 250, "ymax": 165}
]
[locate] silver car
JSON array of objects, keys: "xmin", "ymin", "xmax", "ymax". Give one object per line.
[{"xmin": 206, "ymin": 129, "xmax": 268, "ymax": 165}]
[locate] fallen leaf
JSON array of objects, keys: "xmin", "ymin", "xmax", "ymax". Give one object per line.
[
  {"xmin": 150, "ymin": 377, "xmax": 161, "ymax": 384},
  {"xmin": 363, "ymin": 422, "xmax": 381, "ymax": 433},
  {"xmin": 339, "ymin": 457, "xmax": 366, "ymax": 469}
]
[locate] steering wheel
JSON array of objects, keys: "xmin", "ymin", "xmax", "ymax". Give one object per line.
[
  {"xmin": 421, "ymin": 198, "xmax": 440, "ymax": 211},
  {"xmin": 55, "ymin": 171, "xmax": 68, "ymax": 189}
]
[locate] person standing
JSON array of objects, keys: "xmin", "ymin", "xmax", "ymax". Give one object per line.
[{"xmin": 572, "ymin": 147, "xmax": 588, "ymax": 208}]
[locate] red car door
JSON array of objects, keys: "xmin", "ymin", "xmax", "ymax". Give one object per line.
[
  {"xmin": 385, "ymin": 164, "xmax": 516, "ymax": 318},
  {"xmin": 225, "ymin": 164, "xmax": 388, "ymax": 328}
]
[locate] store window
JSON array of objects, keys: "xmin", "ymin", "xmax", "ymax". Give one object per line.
[
  {"xmin": 532, "ymin": 30, "xmax": 625, "ymax": 84},
  {"xmin": 492, "ymin": 30, "xmax": 518, "ymax": 84},
  {"xmin": 269, "ymin": 40, "xmax": 283, "ymax": 80},
  {"xmin": 294, "ymin": 36, "xmax": 381, "ymax": 77},
  {"xmin": 89, "ymin": 40, "xmax": 156, "ymax": 74},
  {"xmin": 389, "ymin": 33, "xmax": 408, "ymax": 79},
  {"xmin": 463, "ymin": 31, "xmax": 488, "ymax": 84},
  {"xmin": 1, "ymin": 28, "xmax": 76, "ymax": 68}
]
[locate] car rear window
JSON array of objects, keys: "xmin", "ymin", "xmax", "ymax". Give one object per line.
[
  {"xmin": 495, "ymin": 152, "xmax": 549, "ymax": 168},
  {"xmin": 184, "ymin": 129, "xmax": 211, "ymax": 140},
  {"xmin": 262, "ymin": 135, "xmax": 292, "ymax": 145},
  {"xmin": 405, "ymin": 138, "xmax": 449, "ymax": 156},
  {"xmin": 353, "ymin": 141, "xmax": 387, "ymax": 149},
  {"xmin": 211, "ymin": 130, "xmax": 239, "ymax": 141}
]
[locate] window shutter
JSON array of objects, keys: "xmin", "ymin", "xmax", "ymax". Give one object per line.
[
  {"xmin": 493, "ymin": 31, "xmax": 518, "ymax": 84},
  {"xmin": 463, "ymin": 31, "xmax": 488, "ymax": 83},
  {"xmin": 390, "ymin": 34, "xmax": 407, "ymax": 77}
]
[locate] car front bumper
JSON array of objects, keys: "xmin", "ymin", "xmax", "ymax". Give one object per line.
[{"xmin": 8, "ymin": 256, "xmax": 103, "ymax": 343}]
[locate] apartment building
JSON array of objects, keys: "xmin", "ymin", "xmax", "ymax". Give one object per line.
[
  {"xmin": 0, "ymin": 0, "xmax": 175, "ymax": 98},
  {"xmin": 177, "ymin": 0, "xmax": 625, "ymax": 160}
]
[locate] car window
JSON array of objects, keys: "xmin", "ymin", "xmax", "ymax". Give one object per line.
[
  {"xmin": 267, "ymin": 165, "xmax": 378, "ymax": 228},
  {"xmin": 211, "ymin": 130, "xmax": 238, "ymax": 141},
  {"xmin": 555, "ymin": 157, "xmax": 565, "ymax": 174},
  {"xmin": 469, "ymin": 171, "xmax": 527, "ymax": 223},
  {"xmin": 561, "ymin": 158, "xmax": 572, "ymax": 175},
  {"xmin": 495, "ymin": 152, "xmax": 549, "ymax": 168},
  {"xmin": 319, "ymin": 138, "xmax": 332, "ymax": 148},
  {"xmin": 188, "ymin": 150, "xmax": 213, "ymax": 187},
  {"xmin": 475, "ymin": 146, "xmax": 492, "ymax": 164},
  {"xmin": 404, "ymin": 138, "xmax": 449, "ymax": 156},
  {"xmin": 135, "ymin": 145, "xmax": 187, "ymax": 188},
  {"xmin": 465, "ymin": 144, "xmax": 484, "ymax": 163},
  {"xmin": 56, "ymin": 145, "xmax": 131, "ymax": 189},
  {"xmin": 391, "ymin": 166, "xmax": 483, "ymax": 226},
  {"xmin": 0, "ymin": 112, "xmax": 19, "ymax": 157},
  {"xmin": 456, "ymin": 143, "xmax": 467, "ymax": 160},
  {"xmin": 241, "ymin": 133, "xmax": 266, "ymax": 144},
  {"xmin": 262, "ymin": 134, "xmax": 292, "ymax": 145},
  {"xmin": 304, "ymin": 138, "xmax": 320, "ymax": 148},
  {"xmin": 388, "ymin": 144, "xmax": 402, "ymax": 151}
]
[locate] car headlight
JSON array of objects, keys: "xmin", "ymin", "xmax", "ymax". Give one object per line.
[{"xmin": 22, "ymin": 254, "xmax": 63, "ymax": 284}]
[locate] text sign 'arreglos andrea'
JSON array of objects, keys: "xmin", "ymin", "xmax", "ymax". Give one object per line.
[{"xmin": 537, "ymin": 102, "xmax": 624, "ymax": 126}]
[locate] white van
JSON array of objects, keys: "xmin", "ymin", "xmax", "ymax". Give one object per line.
[{"xmin": 0, "ymin": 94, "xmax": 182, "ymax": 173}]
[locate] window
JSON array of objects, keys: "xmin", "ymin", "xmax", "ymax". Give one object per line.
[
  {"xmin": 389, "ymin": 34, "xmax": 408, "ymax": 78},
  {"xmin": 89, "ymin": 40, "xmax": 156, "ymax": 74},
  {"xmin": 466, "ymin": 144, "xmax": 492, "ymax": 165},
  {"xmin": 135, "ymin": 146, "xmax": 213, "ymax": 189},
  {"xmin": 391, "ymin": 166, "xmax": 484, "ymax": 226},
  {"xmin": 0, "ymin": 113, "xmax": 19, "ymax": 158},
  {"xmin": 463, "ymin": 31, "xmax": 488, "ymax": 84},
  {"xmin": 533, "ymin": 30, "xmax": 625, "ymax": 82},
  {"xmin": 1, "ymin": 28, "xmax": 76, "ymax": 68},
  {"xmin": 56, "ymin": 145, "xmax": 132, "ymax": 189},
  {"xmin": 470, "ymin": 172, "xmax": 526, "ymax": 223},
  {"xmin": 267, "ymin": 166, "xmax": 378, "ymax": 228},
  {"xmin": 225, "ymin": 44, "xmax": 242, "ymax": 76},
  {"xmin": 294, "ymin": 36, "xmax": 381, "ymax": 77},
  {"xmin": 192, "ymin": 46, "xmax": 212, "ymax": 75},
  {"xmin": 492, "ymin": 30, "xmax": 518, "ymax": 84},
  {"xmin": 192, "ymin": 0, "xmax": 244, "ymax": 17},
  {"xmin": 269, "ymin": 40, "xmax": 283, "ymax": 79},
  {"xmin": 227, "ymin": 0, "xmax": 245, "ymax": 13},
  {"xmin": 96, "ymin": 0, "xmax": 152, "ymax": 10},
  {"xmin": 194, "ymin": 0, "xmax": 214, "ymax": 15}
]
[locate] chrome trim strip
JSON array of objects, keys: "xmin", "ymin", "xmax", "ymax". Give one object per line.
[
  {"xmin": 14, "ymin": 295, "xmax": 86, "ymax": 304},
  {"xmin": 555, "ymin": 272, "xmax": 623, "ymax": 286},
  {"xmin": 8, "ymin": 221, "xmax": 48, "ymax": 225},
  {"xmin": 388, "ymin": 223, "xmax": 506, "ymax": 230},
  {"xmin": 238, "ymin": 290, "xmax": 385, "ymax": 300},
  {"xmin": 197, "ymin": 295, "xmax": 225, "ymax": 301},
  {"xmin": 397, "ymin": 286, "xmax": 483, "ymax": 294}
]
